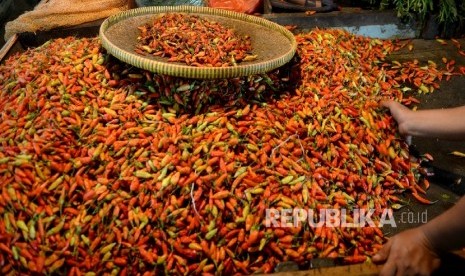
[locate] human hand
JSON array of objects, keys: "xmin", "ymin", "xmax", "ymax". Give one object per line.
[
  {"xmin": 381, "ymin": 100, "xmax": 414, "ymax": 140},
  {"xmin": 373, "ymin": 228, "xmax": 441, "ymax": 276}
]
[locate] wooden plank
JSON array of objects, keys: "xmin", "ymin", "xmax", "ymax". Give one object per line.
[
  {"xmin": 268, "ymin": 251, "xmax": 465, "ymax": 275},
  {"xmin": 0, "ymin": 33, "xmax": 17, "ymax": 62},
  {"xmin": 268, "ymin": 263, "xmax": 381, "ymax": 276}
]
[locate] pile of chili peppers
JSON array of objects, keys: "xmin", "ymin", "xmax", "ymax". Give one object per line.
[
  {"xmin": 0, "ymin": 29, "xmax": 461, "ymax": 275},
  {"xmin": 135, "ymin": 13, "xmax": 257, "ymax": 67}
]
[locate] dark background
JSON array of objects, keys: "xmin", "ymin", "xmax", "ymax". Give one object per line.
[{"xmin": 0, "ymin": 0, "xmax": 39, "ymax": 47}]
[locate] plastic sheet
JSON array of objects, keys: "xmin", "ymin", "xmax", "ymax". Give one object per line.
[{"xmin": 206, "ymin": 0, "xmax": 263, "ymax": 14}]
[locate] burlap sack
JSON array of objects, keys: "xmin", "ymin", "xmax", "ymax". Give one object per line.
[{"xmin": 5, "ymin": 0, "xmax": 131, "ymax": 39}]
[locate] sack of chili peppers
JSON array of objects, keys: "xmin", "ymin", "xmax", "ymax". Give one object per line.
[
  {"xmin": 4, "ymin": 0, "xmax": 131, "ymax": 40},
  {"xmin": 206, "ymin": 0, "xmax": 264, "ymax": 14}
]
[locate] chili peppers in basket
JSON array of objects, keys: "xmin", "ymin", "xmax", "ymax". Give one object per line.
[{"xmin": 135, "ymin": 13, "xmax": 257, "ymax": 67}]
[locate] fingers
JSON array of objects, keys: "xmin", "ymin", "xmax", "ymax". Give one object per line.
[
  {"xmin": 374, "ymin": 239, "xmax": 399, "ymax": 276},
  {"xmin": 381, "ymin": 100, "xmax": 406, "ymax": 113},
  {"xmin": 376, "ymin": 230, "xmax": 441, "ymax": 276},
  {"xmin": 431, "ymin": 258, "xmax": 441, "ymax": 271},
  {"xmin": 379, "ymin": 100, "xmax": 413, "ymax": 136},
  {"xmin": 380, "ymin": 100, "xmax": 403, "ymax": 120},
  {"xmin": 373, "ymin": 239, "xmax": 392, "ymax": 263},
  {"xmin": 379, "ymin": 258, "xmax": 397, "ymax": 276},
  {"xmin": 380, "ymin": 99, "xmax": 396, "ymax": 108}
]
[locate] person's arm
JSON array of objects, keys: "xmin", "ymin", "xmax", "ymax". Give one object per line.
[
  {"xmin": 374, "ymin": 101, "xmax": 465, "ymax": 275},
  {"xmin": 421, "ymin": 195, "xmax": 465, "ymax": 252},
  {"xmin": 382, "ymin": 100, "xmax": 465, "ymax": 140},
  {"xmin": 373, "ymin": 196, "xmax": 465, "ymax": 275}
]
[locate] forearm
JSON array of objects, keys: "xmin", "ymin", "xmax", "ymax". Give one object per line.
[
  {"xmin": 404, "ymin": 106, "xmax": 465, "ymax": 139},
  {"xmin": 420, "ymin": 196, "xmax": 465, "ymax": 252}
]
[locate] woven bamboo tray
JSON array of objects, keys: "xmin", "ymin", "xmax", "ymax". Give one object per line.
[{"xmin": 99, "ymin": 6, "xmax": 297, "ymax": 79}]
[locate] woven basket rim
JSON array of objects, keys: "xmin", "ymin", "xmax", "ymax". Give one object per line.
[{"xmin": 99, "ymin": 6, "xmax": 297, "ymax": 79}]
